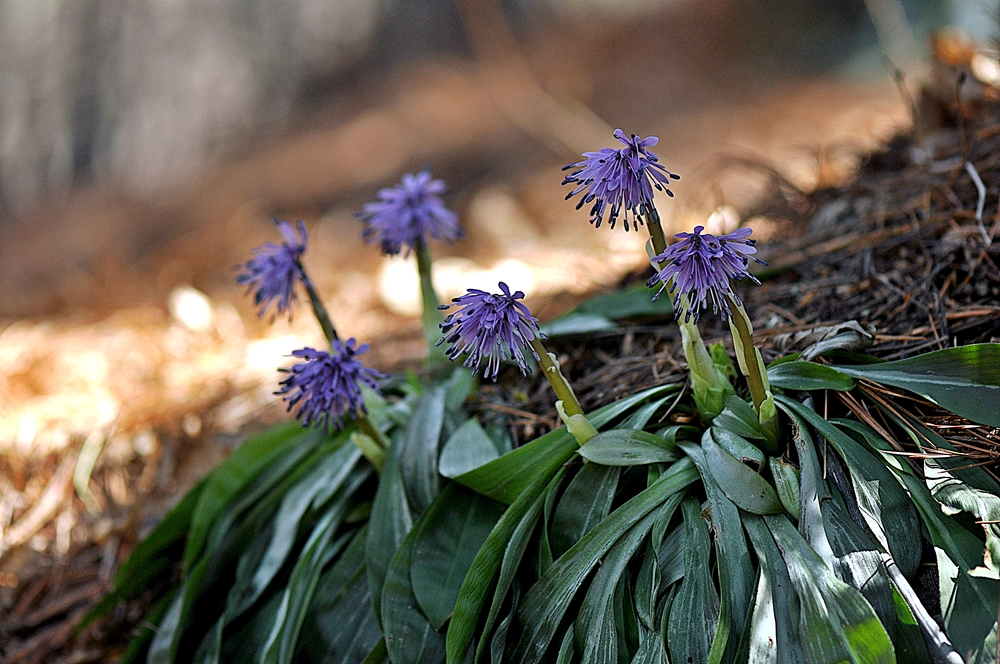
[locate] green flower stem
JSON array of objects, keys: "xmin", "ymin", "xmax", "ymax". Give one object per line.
[
  {"xmin": 643, "ymin": 206, "xmax": 669, "ymax": 259},
  {"xmin": 726, "ymin": 295, "xmax": 780, "ymax": 447},
  {"xmin": 354, "ymin": 414, "xmax": 389, "ymax": 473},
  {"xmin": 301, "ymin": 272, "xmax": 338, "ymax": 345},
  {"xmin": 529, "ymin": 336, "xmax": 584, "ymax": 418},
  {"xmin": 415, "ymin": 239, "xmax": 448, "ymax": 367}
]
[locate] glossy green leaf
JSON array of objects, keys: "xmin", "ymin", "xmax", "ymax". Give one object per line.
[
  {"xmin": 703, "ymin": 430, "xmax": 782, "ymax": 515},
  {"xmin": 782, "ymin": 409, "xmax": 835, "ymax": 566},
  {"xmin": 770, "ymin": 457, "xmax": 801, "ymax": 518},
  {"xmin": 231, "ymin": 445, "xmax": 363, "ymax": 622},
  {"xmin": 551, "ymin": 463, "xmax": 620, "ymax": 558},
  {"xmin": 888, "ymin": 580, "xmax": 933, "ymax": 664},
  {"xmin": 742, "ymin": 515, "xmax": 805, "ymax": 664},
  {"xmin": 412, "ymin": 484, "xmax": 506, "ymax": 630},
  {"xmin": 259, "ymin": 483, "xmax": 362, "ymax": 664},
  {"xmin": 657, "ymin": 524, "xmax": 685, "ymax": 589},
  {"xmin": 682, "ymin": 440, "xmax": 754, "ymax": 663},
  {"xmin": 578, "ymin": 429, "xmax": 678, "ymax": 466},
  {"xmin": 577, "ymin": 499, "xmax": 676, "ymax": 664},
  {"xmin": 401, "ymin": 385, "xmax": 447, "ymax": 513},
  {"xmin": 767, "ymin": 362, "xmax": 854, "ymax": 391},
  {"xmin": 511, "ymin": 459, "xmax": 697, "ymax": 663},
  {"xmin": 381, "ymin": 507, "xmax": 447, "ymax": 664},
  {"xmin": 620, "ymin": 396, "xmax": 670, "ymax": 431},
  {"xmin": 765, "ymin": 514, "xmax": 895, "ymax": 664},
  {"xmin": 439, "ymin": 418, "xmax": 501, "ymax": 479},
  {"xmin": 779, "ymin": 401, "xmax": 922, "ymax": 578},
  {"xmin": 832, "ymin": 344, "xmax": 1000, "ymax": 427},
  {"xmin": 476, "ymin": 475, "xmax": 556, "ymax": 663},
  {"xmin": 447, "ymin": 465, "xmax": 555, "ymax": 664},
  {"xmin": 541, "ymin": 312, "xmax": 617, "ymax": 337},
  {"xmin": 846, "ymin": 422, "xmax": 1000, "ymax": 658},
  {"xmin": 714, "ymin": 395, "xmax": 768, "ymax": 441},
  {"xmin": 455, "ymin": 385, "xmax": 679, "ymax": 504},
  {"xmin": 367, "ymin": 429, "xmax": 413, "ymax": 627},
  {"xmin": 296, "ymin": 528, "xmax": 382, "ymax": 664},
  {"xmin": 183, "ymin": 422, "xmax": 314, "ymax": 571},
  {"xmin": 566, "ymin": 283, "xmax": 674, "ymax": 321},
  {"xmin": 667, "ymin": 497, "xmax": 719, "ymax": 664},
  {"xmin": 712, "ymin": 426, "xmax": 765, "ymax": 468}
]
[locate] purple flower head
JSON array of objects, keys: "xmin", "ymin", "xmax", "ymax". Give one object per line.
[
  {"xmin": 277, "ymin": 338, "xmax": 384, "ymax": 432},
  {"xmin": 437, "ymin": 282, "xmax": 544, "ymax": 380},
  {"xmin": 237, "ymin": 219, "xmax": 308, "ymax": 318},
  {"xmin": 358, "ymin": 170, "xmax": 462, "ymax": 256},
  {"xmin": 647, "ymin": 225, "xmax": 765, "ymax": 322},
  {"xmin": 562, "ymin": 129, "xmax": 680, "ymax": 231}
]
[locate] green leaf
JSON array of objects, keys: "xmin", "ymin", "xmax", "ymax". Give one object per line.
[
  {"xmin": 412, "ymin": 484, "xmax": 506, "ymax": 630},
  {"xmin": 702, "ymin": 430, "xmax": 782, "ymax": 515},
  {"xmin": 382, "ymin": 540, "xmax": 446, "ymax": 664},
  {"xmin": 832, "ymin": 343, "xmax": 1000, "ymax": 427},
  {"xmin": 447, "ymin": 466, "xmax": 555, "ymax": 664},
  {"xmin": 714, "ymin": 395, "xmax": 769, "ymax": 441},
  {"xmin": 455, "ymin": 385, "xmax": 679, "ymax": 504},
  {"xmin": 230, "ymin": 444, "xmax": 363, "ymax": 622},
  {"xmin": 541, "ymin": 312, "xmax": 617, "ymax": 337},
  {"xmin": 770, "ymin": 457, "xmax": 801, "ymax": 518},
  {"xmin": 475, "ymin": 474, "xmax": 557, "ymax": 663},
  {"xmin": 682, "ymin": 441, "xmax": 755, "ymax": 663},
  {"xmin": 401, "ymin": 385, "xmax": 448, "ymax": 513},
  {"xmin": 711, "ymin": 426, "xmax": 765, "ymax": 468},
  {"xmin": 778, "ymin": 401, "xmax": 923, "ymax": 578},
  {"xmin": 367, "ymin": 429, "xmax": 414, "ymax": 627},
  {"xmin": 551, "ymin": 463, "xmax": 620, "ymax": 559},
  {"xmin": 79, "ymin": 477, "xmax": 204, "ymax": 628},
  {"xmin": 259, "ymin": 478, "xmax": 365, "ymax": 664},
  {"xmin": 439, "ymin": 418, "xmax": 501, "ymax": 478},
  {"xmin": 183, "ymin": 422, "xmax": 315, "ymax": 571},
  {"xmin": 296, "ymin": 528, "xmax": 383, "ymax": 664},
  {"xmin": 576, "ymin": 502, "xmax": 666, "ymax": 664},
  {"xmin": 567, "ymin": 283, "xmax": 674, "ymax": 321},
  {"xmin": 667, "ymin": 497, "xmax": 719, "ymax": 664},
  {"xmin": 578, "ymin": 429, "xmax": 679, "ymax": 466},
  {"xmin": 742, "ymin": 516, "xmax": 805, "ymax": 664},
  {"xmin": 767, "ymin": 361, "xmax": 854, "ymax": 391},
  {"xmin": 765, "ymin": 514, "xmax": 895, "ymax": 664},
  {"xmin": 845, "ymin": 421, "xmax": 1000, "ymax": 658},
  {"xmin": 511, "ymin": 458, "xmax": 697, "ymax": 663}
]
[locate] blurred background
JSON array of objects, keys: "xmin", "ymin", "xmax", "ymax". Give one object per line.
[{"xmin": 0, "ymin": 1, "xmax": 997, "ymax": 658}]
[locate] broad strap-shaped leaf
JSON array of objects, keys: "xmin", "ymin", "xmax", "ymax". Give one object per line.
[
  {"xmin": 780, "ymin": 400, "xmax": 922, "ymax": 578},
  {"xmin": 702, "ymin": 429, "xmax": 782, "ymax": 515},
  {"xmin": 765, "ymin": 514, "xmax": 895, "ymax": 664},
  {"xmin": 682, "ymin": 440, "xmax": 755, "ymax": 663},
  {"xmin": 381, "ymin": 507, "xmax": 447, "ymax": 664},
  {"xmin": 184, "ymin": 423, "xmax": 321, "ymax": 571},
  {"xmin": 446, "ymin": 465, "xmax": 557, "ymax": 664},
  {"xmin": 510, "ymin": 458, "xmax": 697, "ymax": 663},
  {"xmin": 579, "ymin": 429, "xmax": 679, "ymax": 466},
  {"xmin": 454, "ymin": 385, "xmax": 680, "ymax": 504},
  {"xmin": 439, "ymin": 418, "xmax": 501, "ymax": 478},
  {"xmin": 551, "ymin": 463, "xmax": 620, "ymax": 558},
  {"xmin": 576, "ymin": 499, "xmax": 678, "ymax": 664},
  {"xmin": 832, "ymin": 343, "xmax": 1000, "ymax": 427},
  {"xmin": 411, "ymin": 484, "xmax": 506, "ymax": 630},
  {"xmin": 401, "ymin": 385, "xmax": 447, "ymax": 513},
  {"xmin": 767, "ymin": 361, "xmax": 854, "ymax": 391},
  {"xmin": 743, "ymin": 515, "xmax": 805, "ymax": 664},
  {"xmin": 296, "ymin": 528, "xmax": 383, "ymax": 664},
  {"xmin": 259, "ymin": 477, "xmax": 366, "ymax": 664},
  {"xmin": 366, "ymin": 429, "xmax": 414, "ymax": 627},
  {"xmin": 667, "ymin": 497, "xmax": 720, "ymax": 664}
]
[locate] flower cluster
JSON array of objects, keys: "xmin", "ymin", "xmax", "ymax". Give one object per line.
[
  {"xmin": 236, "ymin": 219, "xmax": 308, "ymax": 318},
  {"xmin": 277, "ymin": 338, "xmax": 383, "ymax": 431},
  {"xmin": 647, "ymin": 225, "xmax": 764, "ymax": 322},
  {"xmin": 562, "ymin": 129, "xmax": 680, "ymax": 231},
  {"xmin": 358, "ymin": 170, "xmax": 462, "ymax": 256},
  {"xmin": 437, "ymin": 282, "xmax": 543, "ymax": 380}
]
